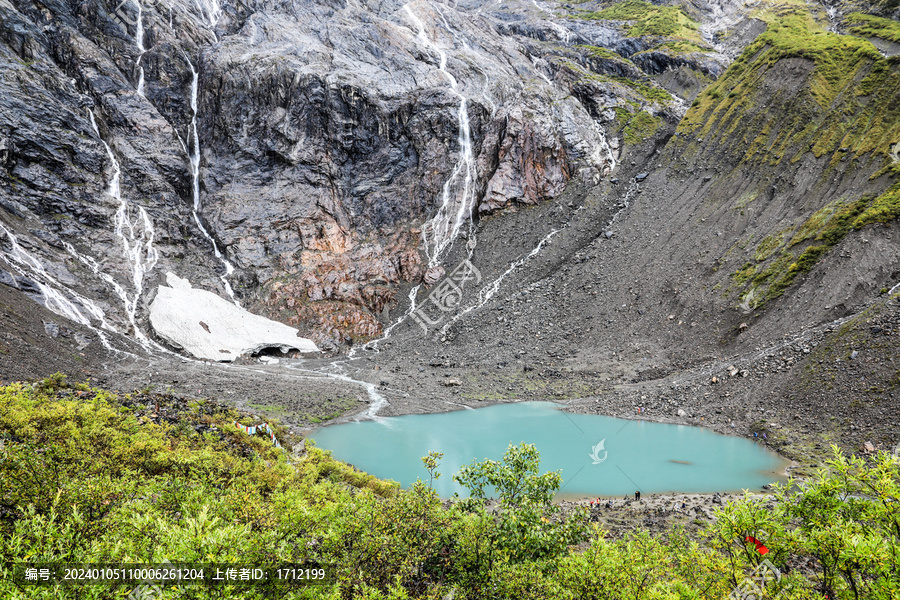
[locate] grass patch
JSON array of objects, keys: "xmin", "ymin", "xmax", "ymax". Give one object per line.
[
  {"xmin": 679, "ymin": 0, "xmax": 900, "ymax": 165},
  {"xmin": 846, "ymin": 12, "xmax": 900, "ymax": 44},
  {"xmin": 733, "ymin": 189, "xmax": 759, "ymax": 210},
  {"xmin": 577, "ymin": 44, "xmax": 631, "ymax": 62},
  {"xmin": 737, "ymin": 195, "xmax": 878, "ymax": 305},
  {"xmin": 732, "ymin": 262, "xmax": 757, "ymax": 285},
  {"xmin": 853, "ymin": 182, "xmax": 900, "ymax": 227},
  {"xmin": 754, "ymin": 228, "xmax": 793, "ymax": 261},
  {"xmin": 655, "ymin": 40, "xmax": 712, "ymax": 55},
  {"xmin": 301, "ymin": 396, "xmax": 360, "ymax": 424},
  {"xmin": 580, "ymin": 0, "xmax": 702, "ymax": 42},
  {"xmin": 623, "ymin": 110, "xmax": 662, "ymax": 144}
]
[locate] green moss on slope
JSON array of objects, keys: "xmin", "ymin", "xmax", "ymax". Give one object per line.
[
  {"xmin": 623, "ymin": 110, "xmax": 662, "ymax": 144},
  {"xmin": 846, "ymin": 12, "xmax": 900, "ymax": 44},
  {"xmin": 854, "ymin": 182, "xmax": 900, "ymax": 227},
  {"xmin": 735, "ymin": 196, "xmax": 877, "ymax": 307},
  {"xmin": 679, "ymin": 0, "xmax": 900, "ymax": 165},
  {"xmin": 680, "ymin": 1, "xmax": 899, "ymax": 306},
  {"xmin": 580, "ymin": 0, "xmax": 702, "ymax": 42},
  {"xmin": 577, "ymin": 44, "xmax": 632, "ymax": 62}
]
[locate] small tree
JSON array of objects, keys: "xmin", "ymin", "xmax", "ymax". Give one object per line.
[{"xmin": 452, "ymin": 443, "xmax": 588, "ymax": 563}]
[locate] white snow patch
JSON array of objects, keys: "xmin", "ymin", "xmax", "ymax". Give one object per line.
[{"xmin": 149, "ymin": 273, "xmax": 318, "ymax": 361}]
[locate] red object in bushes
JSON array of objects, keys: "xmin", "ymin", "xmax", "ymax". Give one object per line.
[{"xmin": 745, "ymin": 535, "xmax": 769, "ymax": 555}]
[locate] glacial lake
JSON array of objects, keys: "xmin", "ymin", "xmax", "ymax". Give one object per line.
[{"xmin": 310, "ymin": 401, "xmax": 789, "ymax": 498}]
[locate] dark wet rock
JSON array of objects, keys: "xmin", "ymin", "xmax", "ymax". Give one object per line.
[
  {"xmin": 0, "ymin": 269, "xmax": 17, "ymax": 289},
  {"xmin": 43, "ymin": 321, "xmax": 72, "ymax": 338}
]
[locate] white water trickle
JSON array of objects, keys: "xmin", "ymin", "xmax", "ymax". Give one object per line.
[
  {"xmin": 1, "ymin": 225, "xmax": 91, "ymax": 326},
  {"xmin": 699, "ymin": 0, "xmax": 748, "ymax": 56},
  {"xmin": 134, "ymin": 0, "xmax": 146, "ymax": 97},
  {"xmin": 352, "ymin": 283, "xmax": 422, "ymax": 356},
  {"xmin": 590, "ymin": 121, "xmax": 618, "ymax": 176},
  {"xmin": 185, "ymin": 58, "xmax": 239, "ymax": 303},
  {"xmin": 88, "ymin": 110, "xmax": 159, "ymax": 348},
  {"xmin": 0, "ymin": 223, "xmax": 119, "ymax": 351},
  {"xmin": 609, "ymin": 179, "xmax": 640, "ymax": 227},
  {"xmin": 289, "ymin": 361, "xmax": 390, "ymax": 421},
  {"xmin": 532, "ymin": 0, "xmax": 551, "ymax": 14},
  {"xmin": 439, "ymin": 229, "xmax": 559, "ymax": 334},
  {"xmin": 404, "ymin": 4, "xmax": 477, "ymax": 269},
  {"xmin": 823, "ymin": 2, "xmax": 840, "ymax": 33},
  {"xmin": 194, "ymin": 0, "xmax": 222, "ymax": 32},
  {"xmin": 61, "ymin": 242, "xmax": 130, "ymax": 319}
]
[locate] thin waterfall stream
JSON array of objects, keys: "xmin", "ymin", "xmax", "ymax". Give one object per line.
[
  {"xmin": 88, "ymin": 109, "xmax": 159, "ymax": 349},
  {"xmin": 185, "ymin": 57, "xmax": 238, "ymax": 303},
  {"xmin": 349, "ymin": 3, "xmax": 480, "ymax": 356},
  {"xmin": 354, "ymin": 2, "xmax": 618, "ymax": 362},
  {"xmin": 404, "ymin": 3, "xmax": 477, "ymax": 269},
  {"xmin": 0, "ymin": 223, "xmax": 120, "ymax": 352}
]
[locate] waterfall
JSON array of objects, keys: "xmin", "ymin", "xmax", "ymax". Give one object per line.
[
  {"xmin": 404, "ymin": 4, "xmax": 477, "ymax": 269},
  {"xmin": 193, "ymin": 0, "xmax": 222, "ymax": 33},
  {"xmin": 823, "ymin": 2, "xmax": 840, "ymax": 33},
  {"xmin": 0, "ymin": 223, "xmax": 118, "ymax": 351},
  {"xmin": 184, "ymin": 57, "xmax": 239, "ymax": 303},
  {"xmin": 590, "ymin": 121, "xmax": 618, "ymax": 175},
  {"xmin": 88, "ymin": 109, "xmax": 159, "ymax": 348},
  {"xmin": 350, "ymin": 283, "xmax": 423, "ymax": 355},
  {"xmin": 343, "ymin": 3, "xmax": 479, "ymax": 355},
  {"xmin": 134, "ymin": 0, "xmax": 146, "ymax": 97},
  {"xmin": 439, "ymin": 229, "xmax": 559, "ymax": 334}
]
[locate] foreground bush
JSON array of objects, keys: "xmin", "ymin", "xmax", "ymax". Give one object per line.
[{"xmin": 1, "ymin": 376, "xmax": 898, "ymax": 598}]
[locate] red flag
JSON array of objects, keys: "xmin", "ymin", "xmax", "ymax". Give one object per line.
[{"xmin": 745, "ymin": 535, "xmax": 769, "ymax": 555}]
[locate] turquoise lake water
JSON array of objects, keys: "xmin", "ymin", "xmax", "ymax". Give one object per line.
[{"xmin": 310, "ymin": 401, "xmax": 788, "ymax": 498}]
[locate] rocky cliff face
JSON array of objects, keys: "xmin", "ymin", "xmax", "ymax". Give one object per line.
[
  {"xmin": 3, "ymin": 0, "xmax": 657, "ymax": 350},
  {"xmin": 1, "ymin": 0, "xmax": 898, "ymax": 362}
]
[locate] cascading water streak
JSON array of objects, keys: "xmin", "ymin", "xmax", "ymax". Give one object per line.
[
  {"xmin": 88, "ymin": 109, "xmax": 159, "ymax": 348},
  {"xmin": 351, "ymin": 283, "xmax": 422, "ymax": 356},
  {"xmin": 343, "ymin": 4, "xmax": 480, "ymax": 354},
  {"xmin": 823, "ymin": 2, "xmax": 840, "ymax": 32},
  {"xmin": 184, "ymin": 57, "xmax": 239, "ymax": 303},
  {"xmin": 439, "ymin": 229, "xmax": 559, "ymax": 334},
  {"xmin": 287, "ymin": 361, "xmax": 390, "ymax": 421},
  {"xmin": 403, "ymin": 4, "xmax": 477, "ymax": 269},
  {"xmin": 193, "ymin": 0, "xmax": 222, "ymax": 35},
  {"xmin": 0, "ymin": 223, "xmax": 118, "ymax": 351}
]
